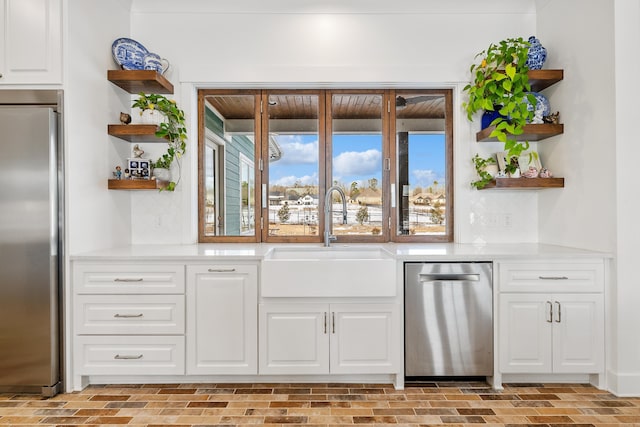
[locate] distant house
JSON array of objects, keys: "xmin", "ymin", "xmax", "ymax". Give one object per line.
[
  {"xmin": 410, "ymin": 192, "xmax": 446, "ymax": 206},
  {"xmin": 269, "ymin": 195, "xmax": 285, "ymax": 206},
  {"xmin": 296, "ymin": 195, "xmax": 318, "ymax": 205}
]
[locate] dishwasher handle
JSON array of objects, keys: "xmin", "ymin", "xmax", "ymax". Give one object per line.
[{"xmin": 419, "ymin": 273, "xmax": 480, "ymax": 282}]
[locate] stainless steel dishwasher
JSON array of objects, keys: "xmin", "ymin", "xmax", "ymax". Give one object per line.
[{"xmin": 405, "ymin": 262, "xmax": 493, "ymax": 378}]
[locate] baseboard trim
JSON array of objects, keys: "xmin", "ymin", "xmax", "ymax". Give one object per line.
[{"xmin": 607, "ymin": 369, "xmax": 640, "ymax": 396}]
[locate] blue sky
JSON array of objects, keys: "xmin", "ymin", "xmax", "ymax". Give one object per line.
[{"xmin": 269, "ymin": 133, "xmax": 446, "ymax": 189}]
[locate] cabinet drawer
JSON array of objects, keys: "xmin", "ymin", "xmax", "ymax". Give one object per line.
[
  {"xmin": 74, "ymin": 336, "xmax": 185, "ymax": 375},
  {"xmin": 498, "ymin": 261, "xmax": 604, "ymax": 293},
  {"xmin": 75, "ymin": 295, "xmax": 185, "ymax": 335},
  {"xmin": 74, "ymin": 264, "xmax": 185, "ymax": 294}
]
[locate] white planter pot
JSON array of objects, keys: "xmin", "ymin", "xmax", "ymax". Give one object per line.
[
  {"xmin": 140, "ymin": 109, "xmax": 163, "ymax": 125},
  {"xmin": 153, "ymin": 167, "xmax": 171, "ymax": 181}
]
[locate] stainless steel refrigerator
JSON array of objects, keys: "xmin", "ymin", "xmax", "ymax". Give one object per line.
[{"xmin": 0, "ymin": 90, "xmax": 63, "ymax": 396}]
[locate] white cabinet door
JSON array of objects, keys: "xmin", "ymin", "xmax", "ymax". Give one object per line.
[
  {"xmin": 259, "ymin": 303, "xmax": 329, "ymax": 375},
  {"xmin": 552, "ymin": 294, "xmax": 604, "ymax": 373},
  {"xmin": 330, "ymin": 304, "xmax": 399, "ymax": 374},
  {"xmin": 259, "ymin": 303, "xmax": 399, "ymax": 375},
  {"xmin": 500, "ymin": 293, "xmax": 604, "ymax": 374},
  {"xmin": 0, "ymin": 0, "xmax": 62, "ymax": 84},
  {"xmin": 499, "ymin": 294, "xmax": 553, "ymax": 373},
  {"xmin": 187, "ymin": 264, "xmax": 257, "ymax": 375}
]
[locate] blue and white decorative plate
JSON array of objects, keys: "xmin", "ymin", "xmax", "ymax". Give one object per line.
[
  {"xmin": 112, "ymin": 38, "xmax": 149, "ymax": 70},
  {"xmin": 524, "ymin": 92, "xmax": 551, "ymax": 120}
]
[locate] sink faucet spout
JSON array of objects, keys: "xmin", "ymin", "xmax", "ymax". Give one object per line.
[{"xmin": 324, "ymin": 185, "xmax": 347, "ymax": 247}]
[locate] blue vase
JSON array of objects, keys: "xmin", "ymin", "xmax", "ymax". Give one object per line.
[
  {"xmin": 481, "ymin": 107, "xmax": 507, "ymax": 129},
  {"xmin": 526, "ymin": 36, "xmax": 547, "ymax": 70}
]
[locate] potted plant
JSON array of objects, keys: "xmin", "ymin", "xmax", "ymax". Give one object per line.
[
  {"xmin": 131, "ymin": 93, "xmax": 187, "ymax": 191},
  {"xmin": 463, "ymin": 37, "xmax": 536, "ymax": 160},
  {"xmin": 471, "ymin": 154, "xmax": 498, "ymax": 189}
]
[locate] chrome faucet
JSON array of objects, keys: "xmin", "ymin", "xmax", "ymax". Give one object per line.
[{"xmin": 324, "ymin": 185, "xmax": 348, "ymax": 247}]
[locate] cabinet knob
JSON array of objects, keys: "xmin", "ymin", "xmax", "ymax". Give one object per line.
[{"xmin": 0, "ymin": 73, "xmax": 3, "ymax": 78}]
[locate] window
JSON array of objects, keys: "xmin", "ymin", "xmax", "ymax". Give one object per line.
[{"xmin": 198, "ymin": 89, "xmax": 453, "ymax": 243}]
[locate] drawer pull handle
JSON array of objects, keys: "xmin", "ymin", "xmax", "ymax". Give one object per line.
[
  {"xmin": 539, "ymin": 276, "xmax": 569, "ymax": 280},
  {"xmin": 114, "ymin": 278, "xmax": 144, "ymax": 282},
  {"xmin": 546, "ymin": 301, "xmax": 553, "ymax": 322},
  {"xmin": 555, "ymin": 301, "xmax": 562, "ymax": 323},
  {"xmin": 114, "ymin": 354, "xmax": 143, "ymax": 360},
  {"xmin": 208, "ymin": 268, "xmax": 236, "ymax": 273},
  {"xmin": 114, "ymin": 313, "xmax": 144, "ymax": 318}
]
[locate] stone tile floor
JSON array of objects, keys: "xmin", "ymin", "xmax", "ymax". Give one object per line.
[{"xmin": 1, "ymin": 382, "xmax": 639, "ymax": 426}]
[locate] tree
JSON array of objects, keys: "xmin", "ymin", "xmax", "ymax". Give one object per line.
[
  {"xmin": 356, "ymin": 206, "xmax": 369, "ymax": 225},
  {"xmin": 350, "ymin": 181, "xmax": 360, "ymax": 199},
  {"xmin": 429, "ymin": 201, "xmax": 444, "ymax": 225},
  {"xmin": 368, "ymin": 177, "xmax": 378, "ymax": 191},
  {"xmin": 277, "ymin": 203, "xmax": 290, "ymax": 223},
  {"xmin": 412, "ymin": 186, "xmax": 423, "ymax": 196}
]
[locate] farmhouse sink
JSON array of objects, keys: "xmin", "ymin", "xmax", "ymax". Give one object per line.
[{"xmin": 261, "ymin": 245, "xmax": 397, "ymax": 297}]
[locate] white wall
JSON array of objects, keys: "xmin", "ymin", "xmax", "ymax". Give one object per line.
[
  {"xmin": 612, "ymin": 0, "xmax": 640, "ymax": 397},
  {"xmin": 535, "ymin": 1, "xmax": 616, "ymax": 253},
  {"xmin": 66, "ymin": 0, "xmax": 133, "ymax": 253},
  {"xmin": 128, "ymin": 0, "xmax": 540, "ymax": 244}
]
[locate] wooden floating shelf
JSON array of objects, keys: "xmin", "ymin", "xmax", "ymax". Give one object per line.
[
  {"xmin": 108, "ymin": 124, "xmax": 167, "ymax": 142},
  {"xmin": 480, "ymin": 177, "xmax": 564, "ymax": 190},
  {"xmin": 528, "ymin": 69, "xmax": 564, "ymax": 92},
  {"xmin": 107, "ymin": 70, "xmax": 174, "ymax": 94},
  {"xmin": 477, "ymin": 123, "xmax": 564, "ymax": 142},
  {"xmin": 108, "ymin": 179, "xmax": 157, "ymax": 190}
]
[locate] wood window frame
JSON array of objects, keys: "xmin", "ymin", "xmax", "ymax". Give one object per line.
[
  {"xmin": 197, "ymin": 88, "xmax": 453, "ymax": 244},
  {"xmin": 390, "ymin": 89, "xmax": 454, "ymax": 243}
]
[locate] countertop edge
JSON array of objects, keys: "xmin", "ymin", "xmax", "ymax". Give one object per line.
[{"xmin": 69, "ymin": 243, "xmax": 613, "ymax": 262}]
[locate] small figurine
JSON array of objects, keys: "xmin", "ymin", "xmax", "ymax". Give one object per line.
[
  {"xmin": 539, "ymin": 168, "xmax": 553, "ymax": 178},
  {"xmin": 531, "ymin": 104, "xmax": 545, "ymax": 124},
  {"xmin": 124, "ymin": 168, "xmax": 130, "ymax": 179},
  {"xmin": 119, "ymin": 112, "xmax": 132, "ymax": 125},
  {"xmin": 523, "ymin": 166, "xmax": 539, "ymax": 178},
  {"xmin": 114, "ymin": 165, "xmax": 122, "ymax": 180},
  {"xmin": 543, "ymin": 111, "xmax": 560, "ymax": 124},
  {"xmin": 133, "ymin": 144, "xmax": 144, "ymax": 158}
]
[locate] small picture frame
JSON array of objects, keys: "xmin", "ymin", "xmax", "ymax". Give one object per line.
[
  {"xmin": 496, "ymin": 151, "xmax": 510, "ymax": 173},
  {"xmin": 128, "ymin": 157, "xmax": 151, "ymax": 180},
  {"xmin": 518, "ymin": 151, "xmax": 542, "ymax": 173}
]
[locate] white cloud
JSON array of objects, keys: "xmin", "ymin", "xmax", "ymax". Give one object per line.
[
  {"xmin": 274, "ymin": 136, "xmax": 318, "ymax": 165},
  {"xmin": 412, "ymin": 169, "xmax": 443, "ymax": 186},
  {"xmin": 272, "ymin": 172, "xmax": 318, "ymax": 187},
  {"xmin": 333, "ymin": 149, "xmax": 381, "ymax": 177}
]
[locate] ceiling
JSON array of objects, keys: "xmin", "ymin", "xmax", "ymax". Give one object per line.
[{"xmin": 204, "ymin": 93, "xmax": 446, "ymax": 121}]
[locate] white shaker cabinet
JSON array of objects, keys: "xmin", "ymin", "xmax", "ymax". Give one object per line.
[
  {"xmin": 186, "ymin": 264, "xmax": 258, "ymax": 375},
  {"xmin": 259, "ymin": 303, "xmax": 399, "ymax": 375},
  {"xmin": 499, "ymin": 293, "xmax": 604, "ymax": 373},
  {"xmin": 0, "ymin": 0, "xmax": 62, "ymax": 84},
  {"xmin": 497, "ymin": 260, "xmax": 605, "ymax": 377}
]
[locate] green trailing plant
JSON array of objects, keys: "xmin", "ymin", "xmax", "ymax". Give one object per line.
[
  {"xmin": 132, "ymin": 93, "xmax": 187, "ymax": 191},
  {"xmin": 471, "ymin": 154, "xmax": 497, "ymax": 189},
  {"xmin": 463, "ymin": 37, "xmax": 536, "ymax": 159}
]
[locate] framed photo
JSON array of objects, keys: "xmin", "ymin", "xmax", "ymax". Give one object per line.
[
  {"xmin": 518, "ymin": 151, "xmax": 542, "ymax": 173},
  {"xmin": 496, "ymin": 151, "xmax": 510, "ymax": 172}
]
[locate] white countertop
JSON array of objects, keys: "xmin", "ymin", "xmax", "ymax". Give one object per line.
[{"xmin": 70, "ymin": 242, "xmax": 612, "ymax": 262}]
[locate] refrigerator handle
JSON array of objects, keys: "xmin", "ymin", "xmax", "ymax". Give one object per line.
[{"xmin": 49, "ymin": 110, "xmax": 59, "ymax": 257}]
